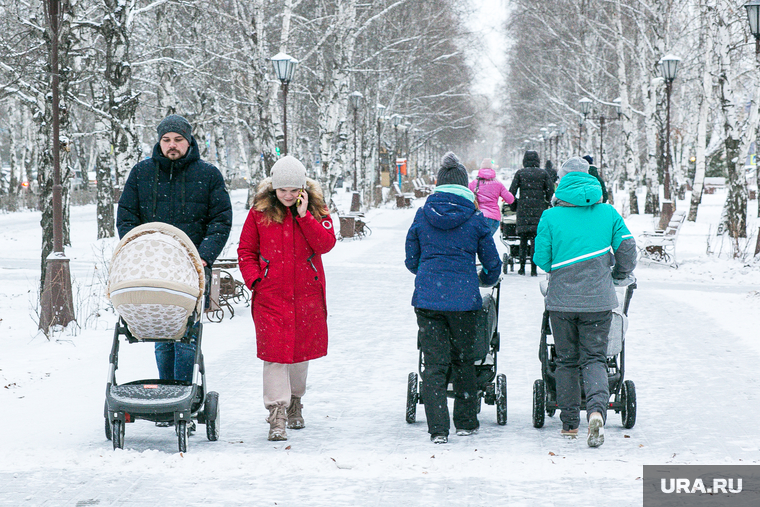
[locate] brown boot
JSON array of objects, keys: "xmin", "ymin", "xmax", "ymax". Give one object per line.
[
  {"xmin": 287, "ymin": 396, "xmax": 305, "ymax": 429},
  {"xmin": 266, "ymin": 406, "xmax": 287, "ymax": 441}
]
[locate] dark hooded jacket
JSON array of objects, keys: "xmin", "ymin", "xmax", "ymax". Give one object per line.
[
  {"xmin": 509, "ymin": 151, "xmax": 554, "ymax": 234},
  {"xmin": 405, "ymin": 191, "xmax": 501, "ymax": 312},
  {"xmin": 116, "ymin": 137, "xmax": 233, "ymax": 265}
]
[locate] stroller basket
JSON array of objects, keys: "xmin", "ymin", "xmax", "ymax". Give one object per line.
[{"xmin": 107, "ymin": 222, "xmax": 205, "ymax": 340}]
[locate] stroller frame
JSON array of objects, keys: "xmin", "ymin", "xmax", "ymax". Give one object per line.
[
  {"xmin": 406, "ymin": 281, "xmax": 507, "ymax": 426},
  {"xmin": 104, "ymin": 312, "xmax": 220, "ymax": 453},
  {"xmin": 532, "ymin": 279, "xmax": 637, "ymax": 429}
]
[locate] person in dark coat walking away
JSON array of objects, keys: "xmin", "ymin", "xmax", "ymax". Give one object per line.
[
  {"xmin": 238, "ymin": 156, "xmax": 336, "ymax": 441},
  {"xmin": 544, "ymin": 160, "xmax": 558, "ymax": 187},
  {"xmin": 533, "ymin": 157, "xmax": 637, "ymax": 447},
  {"xmin": 117, "ymin": 114, "xmax": 232, "ymax": 394},
  {"xmin": 582, "ymin": 155, "xmax": 608, "ymax": 203},
  {"xmin": 468, "ymin": 158, "xmax": 515, "ymax": 236},
  {"xmin": 508, "ymin": 150, "xmax": 554, "ymax": 276},
  {"xmin": 405, "ymin": 152, "xmax": 502, "ymax": 444}
]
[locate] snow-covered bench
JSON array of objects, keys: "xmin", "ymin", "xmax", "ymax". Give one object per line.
[
  {"xmin": 637, "ymin": 209, "xmax": 686, "ymax": 268},
  {"xmin": 392, "ymin": 182, "xmax": 414, "ymax": 208},
  {"xmin": 412, "ymin": 178, "xmax": 432, "ymax": 198}
]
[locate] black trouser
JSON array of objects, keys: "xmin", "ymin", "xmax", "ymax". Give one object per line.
[
  {"xmin": 415, "ymin": 308, "xmax": 480, "ymax": 436},
  {"xmin": 518, "ymin": 232, "xmax": 536, "ymax": 265}
]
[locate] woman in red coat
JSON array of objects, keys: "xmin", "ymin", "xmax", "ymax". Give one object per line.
[{"xmin": 238, "ymin": 156, "xmax": 336, "ymax": 441}]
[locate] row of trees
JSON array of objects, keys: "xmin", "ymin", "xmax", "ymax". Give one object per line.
[
  {"xmin": 0, "ymin": 0, "xmax": 483, "ymax": 289},
  {"xmin": 500, "ymin": 0, "xmax": 759, "ymax": 249}
]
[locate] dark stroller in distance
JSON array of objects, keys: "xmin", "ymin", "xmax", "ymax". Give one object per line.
[
  {"xmin": 499, "ymin": 206, "xmax": 522, "ymax": 274},
  {"xmin": 104, "ymin": 223, "xmax": 220, "ymax": 453},
  {"xmin": 532, "ymin": 276, "xmax": 637, "ymax": 429},
  {"xmin": 406, "ymin": 279, "xmax": 507, "ymax": 426}
]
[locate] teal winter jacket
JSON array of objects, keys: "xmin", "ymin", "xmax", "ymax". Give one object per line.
[{"xmin": 533, "ymin": 172, "xmax": 636, "ymax": 312}]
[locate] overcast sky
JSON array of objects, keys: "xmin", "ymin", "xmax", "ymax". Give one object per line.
[{"xmin": 467, "ymin": 0, "xmax": 508, "ymax": 101}]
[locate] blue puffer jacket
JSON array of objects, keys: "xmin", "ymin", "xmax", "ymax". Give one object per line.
[
  {"xmin": 116, "ymin": 137, "xmax": 233, "ymax": 266},
  {"xmin": 405, "ymin": 190, "xmax": 502, "ymax": 312}
]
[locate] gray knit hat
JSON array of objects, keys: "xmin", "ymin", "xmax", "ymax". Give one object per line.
[
  {"xmin": 558, "ymin": 157, "xmax": 590, "ymax": 180},
  {"xmin": 157, "ymin": 114, "xmax": 193, "ymax": 143},
  {"xmin": 271, "ymin": 155, "xmax": 307, "ymax": 189},
  {"xmin": 436, "ymin": 151, "xmax": 468, "ymax": 187}
]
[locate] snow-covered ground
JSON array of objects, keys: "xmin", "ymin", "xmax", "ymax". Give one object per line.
[{"xmin": 1, "ymin": 185, "xmax": 759, "ymax": 506}]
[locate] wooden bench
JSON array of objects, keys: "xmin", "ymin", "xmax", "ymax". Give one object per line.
[
  {"xmin": 338, "ymin": 212, "xmax": 371, "ymax": 240},
  {"xmin": 412, "ymin": 178, "xmax": 432, "ymax": 198},
  {"xmin": 637, "ymin": 209, "xmax": 686, "ymax": 267},
  {"xmin": 392, "ymin": 182, "xmax": 414, "ymax": 208}
]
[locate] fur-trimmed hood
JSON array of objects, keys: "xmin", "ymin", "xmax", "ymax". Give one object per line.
[{"xmin": 253, "ymin": 177, "xmax": 328, "ymax": 224}]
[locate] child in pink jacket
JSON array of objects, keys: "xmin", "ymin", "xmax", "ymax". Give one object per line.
[{"xmin": 469, "ymin": 159, "xmax": 515, "ymax": 236}]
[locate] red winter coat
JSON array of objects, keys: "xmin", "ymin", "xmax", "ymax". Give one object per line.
[{"xmin": 238, "ymin": 192, "xmax": 336, "ymax": 364}]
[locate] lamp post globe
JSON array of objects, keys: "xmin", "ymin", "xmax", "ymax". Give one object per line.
[
  {"xmin": 746, "ymin": 0, "xmax": 760, "ymax": 38},
  {"xmin": 270, "ymin": 53, "xmax": 299, "ymax": 156}
]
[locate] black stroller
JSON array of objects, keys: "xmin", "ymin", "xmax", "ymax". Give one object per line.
[
  {"xmin": 532, "ymin": 276, "xmax": 637, "ymax": 429},
  {"xmin": 104, "ymin": 223, "xmax": 220, "ymax": 453},
  {"xmin": 406, "ymin": 280, "xmax": 507, "ymax": 426},
  {"xmin": 499, "ymin": 207, "xmax": 521, "ymax": 274}
]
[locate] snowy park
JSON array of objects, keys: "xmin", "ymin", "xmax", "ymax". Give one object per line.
[{"xmin": 1, "ymin": 187, "xmax": 759, "ymax": 506}]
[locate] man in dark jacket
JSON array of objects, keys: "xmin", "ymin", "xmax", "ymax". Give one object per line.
[
  {"xmin": 509, "ymin": 150, "xmax": 554, "ymax": 276},
  {"xmin": 544, "ymin": 160, "xmax": 558, "ymax": 186},
  {"xmin": 117, "ymin": 114, "xmax": 232, "ymax": 386},
  {"xmin": 405, "ymin": 152, "xmax": 501, "ymax": 444},
  {"xmin": 582, "ymin": 155, "xmax": 608, "ymax": 203}
]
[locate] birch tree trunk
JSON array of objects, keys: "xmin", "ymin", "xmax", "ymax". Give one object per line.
[
  {"xmin": 614, "ymin": 0, "xmax": 637, "ymax": 214},
  {"xmin": 689, "ymin": 1, "xmax": 714, "ymax": 222}
]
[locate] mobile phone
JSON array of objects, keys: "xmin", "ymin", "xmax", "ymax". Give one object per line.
[{"xmin": 296, "ymin": 188, "xmax": 304, "ymax": 206}]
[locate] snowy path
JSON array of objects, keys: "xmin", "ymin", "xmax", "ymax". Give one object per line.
[{"xmin": 1, "ymin": 191, "xmax": 760, "ymax": 506}]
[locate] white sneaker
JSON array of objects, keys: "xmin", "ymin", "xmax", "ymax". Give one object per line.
[
  {"xmin": 431, "ymin": 434, "xmax": 448, "ymax": 444},
  {"xmin": 587, "ymin": 413, "xmax": 605, "ymax": 447},
  {"xmin": 456, "ymin": 428, "xmax": 479, "ymax": 437}
]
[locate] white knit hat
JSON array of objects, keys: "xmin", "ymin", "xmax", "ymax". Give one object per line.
[
  {"xmin": 558, "ymin": 157, "xmax": 590, "ymax": 180},
  {"xmin": 271, "ymin": 156, "xmax": 307, "ymax": 189}
]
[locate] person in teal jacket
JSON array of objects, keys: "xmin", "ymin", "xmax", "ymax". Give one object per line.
[{"xmin": 533, "ymin": 157, "xmax": 636, "ymax": 448}]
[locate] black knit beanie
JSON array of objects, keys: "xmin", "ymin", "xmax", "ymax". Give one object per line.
[
  {"xmin": 157, "ymin": 114, "xmax": 193, "ymax": 143},
  {"xmin": 436, "ymin": 152, "xmax": 469, "ymax": 187}
]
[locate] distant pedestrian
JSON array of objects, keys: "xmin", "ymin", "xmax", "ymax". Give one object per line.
[
  {"xmin": 405, "ymin": 152, "xmax": 501, "ymax": 444},
  {"xmin": 238, "ymin": 156, "xmax": 337, "ymax": 441},
  {"xmin": 508, "ymin": 150, "xmax": 554, "ymax": 276},
  {"xmin": 533, "ymin": 157, "xmax": 637, "ymax": 447},
  {"xmin": 582, "ymin": 155, "xmax": 608, "ymax": 203},
  {"xmin": 544, "ymin": 160, "xmax": 558, "ymax": 186},
  {"xmin": 469, "ymin": 158, "xmax": 515, "ymax": 236}
]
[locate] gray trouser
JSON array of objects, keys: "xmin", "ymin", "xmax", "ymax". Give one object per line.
[{"xmin": 549, "ymin": 310, "xmax": 612, "ymax": 431}]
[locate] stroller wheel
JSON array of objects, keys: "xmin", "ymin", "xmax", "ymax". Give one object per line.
[
  {"xmin": 532, "ymin": 379, "xmax": 546, "ymax": 428},
  {"xmin": 205, "ymin": 391, "xmax": 220, "ymax": 441},
  {"xmin": 496, "ymin": 374, "xmax": 507, "ymax": 425},
  {"xmin": 112, "ymin": 420, "xmax": 124, "ymax": 450},
  {"xmin": 177, "ymin": 420, "xmax": 188, "ymax": 453},
  {"xmin": 406, "ymin": 372, "xmax": 418, "ymax": 424},
  {"xmin": 105, "ymin": 417, "xmax": 112, "ymax": 441},
  {"xmin": 621, "ymin": 380, "xmax": 637, "ymax": 429}
]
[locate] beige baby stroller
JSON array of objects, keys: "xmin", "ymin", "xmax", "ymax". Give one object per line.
[{"xmin": 104, "ymin": 222, "xmax": 219, "ymax": 452}]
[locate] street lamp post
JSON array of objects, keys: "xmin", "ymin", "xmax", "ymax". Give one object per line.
[
  {"xmin": 579, "ymin": 98, "xmax": 592, "ymax": 156},
  {"xmin": 391, "ymin": 114, "xmax": 401, "ymax": 187},
  {"xmin": 40, "ymin": 0, "xmax": 74, "ymax": 332},
  {"xmin": 349, "ymin": 91, "xmax": 363, "ymax": 191},
  {"xmin": 745, "ymin": 0, "xmax": 760, "ymax": 253},
  {"xmin": 270, "ymin": 52, "xmax": 299, "ymax": 156},
  {"xmin": 660, "ymin": 54, "xmax": 681, "ymax": 228}
]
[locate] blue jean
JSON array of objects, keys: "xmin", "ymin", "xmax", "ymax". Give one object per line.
[
  {"xmin": 485, "ymin": 218, "xmax": 500, "ymax": 236},
  {"xmin": 155, "ymin": 341, "xmax": 196, "ymax": 382}
]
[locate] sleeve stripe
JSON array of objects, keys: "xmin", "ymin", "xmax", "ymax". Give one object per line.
[{"xmin": 551, "ymin": 246, "xmax": 613, "ymax": 269}]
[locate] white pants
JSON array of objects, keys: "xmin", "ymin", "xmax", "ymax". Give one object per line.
[{"xmin": 263, "ymin": 361, "xmax": 309, "ymax": 409}]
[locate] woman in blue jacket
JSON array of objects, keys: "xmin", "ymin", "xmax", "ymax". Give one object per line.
[{"xmin": 405, "ymin": 152, "xmax": 502, "ymax": 444}]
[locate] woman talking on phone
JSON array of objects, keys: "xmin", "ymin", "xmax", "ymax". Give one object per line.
[{"xmin": 238, "ymin": 156, "xmax": 336, "ymax": 441}]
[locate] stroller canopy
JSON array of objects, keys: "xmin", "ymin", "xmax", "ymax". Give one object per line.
[{"xmin": 108, "ymin": 222, "xmax": 205, "ymax": 340}]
